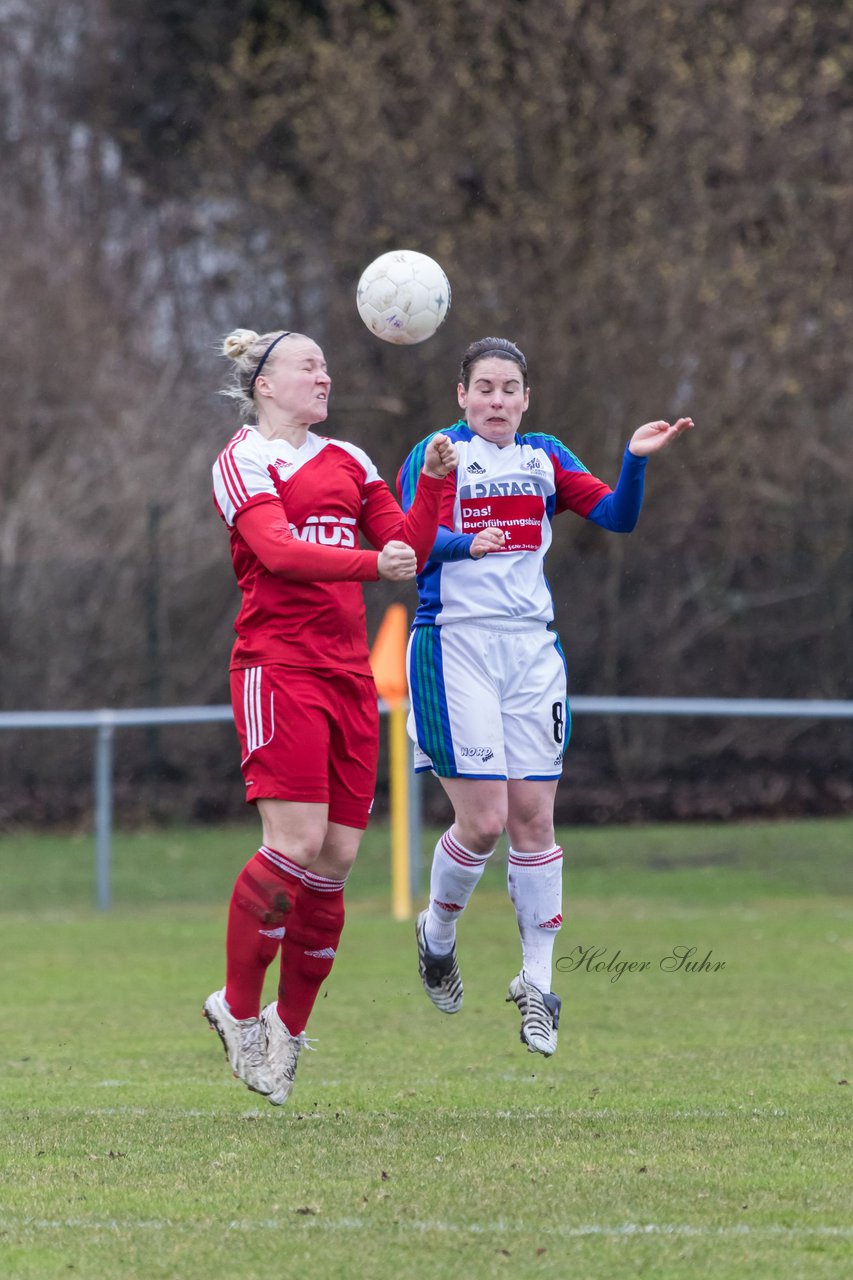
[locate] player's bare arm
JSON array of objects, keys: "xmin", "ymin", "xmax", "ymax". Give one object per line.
[
  {"xmin": 422, "ymin": 433, "xmax": 458, "ymax": 479},
  {"xmin": 628, "ymin": 417, "xmax": 694, "ymax": 457}
]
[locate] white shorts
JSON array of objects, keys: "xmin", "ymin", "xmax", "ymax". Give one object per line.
[{"xmin": 406, "ymin": 622, "xmax": 569, "ymax": 779}]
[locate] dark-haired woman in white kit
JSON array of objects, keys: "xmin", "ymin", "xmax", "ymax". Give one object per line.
[{"xmin": 398, "ymin": 336, "xmax": 693, "ymax": 1057}]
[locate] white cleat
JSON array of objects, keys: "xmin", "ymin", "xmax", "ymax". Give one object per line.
[
  {"xmin": 203, "ymin": 988, "xmax": 275, "ymax": 1096},
  {"xmin": 506, "ymin": 972, "xmax": 561, "ymax": 1057},
  {"xmin": 260, "ymin": 1003, "xmax": 315, "ymax": 1106},
  {"xmin": 415, "ymin": 909, "xmax": 463, "ymax": 1014}
]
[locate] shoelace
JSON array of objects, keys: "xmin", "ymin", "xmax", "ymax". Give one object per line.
[{"xmin": 269, "ymin": 1032, "xmax": 317, "ymax": 1087}]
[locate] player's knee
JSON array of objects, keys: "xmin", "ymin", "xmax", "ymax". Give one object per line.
[
  {"xmin": 260, "ymin": 811, "xmax": 328, "ymax": 867},
  {"xmin": 455, "ymin": 814, "xmax": 505, "ymax": 853},
  {"xmin": 262, "ymin": 837, "xmax": 325, "ymax": 874},
  {"xmin": 313, "ymin": 846, "xmax": 359, "ymax": 881},
  {"xmin": 508, "ymin": 815, "xmax": 556, "ymax": 853},
  {"xmin": 531, "ymin": 822, "xmax": 557, "ymax": 852}
]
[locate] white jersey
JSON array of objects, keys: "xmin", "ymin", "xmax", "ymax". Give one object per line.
[{"xmin": 397, "ymin": 421, "xmax": 614, "ymax": 627}]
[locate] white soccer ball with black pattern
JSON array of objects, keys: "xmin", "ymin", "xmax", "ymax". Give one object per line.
[{"xmin": 356, "ymin": 250, "xmax": 451, "ymax": 345}]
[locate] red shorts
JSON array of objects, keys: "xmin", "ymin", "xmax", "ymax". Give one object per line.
[{"xmin": 230, "ymin": 664, "xmax": 379, "ymax": 829}]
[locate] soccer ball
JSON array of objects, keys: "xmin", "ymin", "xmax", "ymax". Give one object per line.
[{"xmin": 356, "ymin": 250, "xmax": 451, "ymax": 345}]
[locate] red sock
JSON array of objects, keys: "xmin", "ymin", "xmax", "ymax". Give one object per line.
[
  {"xmin": 224, "ymin": 846, "xmax": 304, "ymax": 1019},
  {"xmin": 277, "ymin": 868, "xmax": 347, "ymax": 1035}
]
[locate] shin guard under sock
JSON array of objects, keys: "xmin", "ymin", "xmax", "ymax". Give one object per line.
[
  {"xmin": 277, "ymin": 867, "xmax": 347, "ymax": 1035},
  {"xmin": 425, "ymin": 829, "xmax": 494, "ymax": 954},
  {"xmin": 224, "ymin": 846, "xmax": 304, "ymax": 1019},
  {"xmin": 507, "ymin": 845, "xmax": 564, "ymax": 994}
]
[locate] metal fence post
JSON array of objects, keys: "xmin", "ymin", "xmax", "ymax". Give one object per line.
[
  {"xmin": 408, "ymin": 739, "xmax": 422, "ymax": 901},
  {"xmin": 94, "ymin": 720, "xmax": 115, "ymax": 911}
]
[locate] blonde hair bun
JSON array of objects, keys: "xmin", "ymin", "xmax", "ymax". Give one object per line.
[{"xmin": 222, "ymin": 328, "xmax": 260, "ymax": 360}]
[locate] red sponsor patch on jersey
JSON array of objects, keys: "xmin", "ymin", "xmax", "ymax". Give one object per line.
[{"xmin": 459, "ymin": 494, "xmax": 544, "ymax": 552}]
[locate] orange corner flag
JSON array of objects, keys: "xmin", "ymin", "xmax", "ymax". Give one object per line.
[{"xmin": 370, "ymin": 603, "xmax": 409, "ymax": 707}]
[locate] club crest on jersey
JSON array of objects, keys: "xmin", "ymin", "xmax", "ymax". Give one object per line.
[
  {"xmin": 522, "ymin": 456, "xmax": 544, "ymax": 472},
  {"xmin": 289, "ymin": 515, "xmax": 357, "ymax": 548}
]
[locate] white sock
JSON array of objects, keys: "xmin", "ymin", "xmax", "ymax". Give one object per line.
[
  {"xmin": 507, "ymin": 845, "xmax": 564, "ymax": 993},
  {"xmin": 425, "ymin": 828, "xmax": 494, "ymax": 955}
]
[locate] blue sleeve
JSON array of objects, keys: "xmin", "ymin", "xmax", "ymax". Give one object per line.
[
  {"xmin": 397, "ymin": 438, "xmax": 431, "ymax": 511},
  {"xmin": 586, "ymin": 447, "xmax": 647, "ymax": 532},
  {"xmin": 431, "ymin": 526, "xmax": 474, "ymax": 561}
]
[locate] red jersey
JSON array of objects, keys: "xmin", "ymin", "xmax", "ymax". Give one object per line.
[{"xmin": 213, "ymin": 425, "xmax": 444, "ymax": 674}]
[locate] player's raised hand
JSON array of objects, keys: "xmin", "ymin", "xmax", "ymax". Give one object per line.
[
  {"xmin": 470, "ymin": 527, "xmax": 506, "ymax": 558},
  {"xmin": 628, "ymin": 417, "xmax": 694, "ymax": 457},
  {"xmin": 422, "ymin": 433, "xmax": 458, "ymax": 479},
  {"xmin": 377, "ymin": 540, "xmax": 418, "ymax": 581}
]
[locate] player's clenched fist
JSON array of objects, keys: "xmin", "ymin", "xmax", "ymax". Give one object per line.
[
  {"xmin": 422, "ymin": 433, "xmax": 458, "ymax": 479},
  {"xmin": 470, "ymin": 527, "xmax": 506, "ymax": 559},
  {"xmin": 377, "ymin": 540, "xmax": 418, "ymax": 581}
]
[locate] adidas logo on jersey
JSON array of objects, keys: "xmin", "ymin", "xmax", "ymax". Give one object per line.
[{"xmin": 466, "ymin": 461, "xmax": 486, "ymax": 474}]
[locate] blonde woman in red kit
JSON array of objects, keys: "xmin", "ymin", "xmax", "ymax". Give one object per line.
[{"xmin": 204, "ymin": 327, "xmax": 457, "ymax": 1105}]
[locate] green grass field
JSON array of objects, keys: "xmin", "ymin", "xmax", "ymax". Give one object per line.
[{"xmin": 1, "ymin": 817, "xmax": 851, "ymax": 1279}]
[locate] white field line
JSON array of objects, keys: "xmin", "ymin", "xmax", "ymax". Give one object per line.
[
  {"xmin": 2, "ymin": 1218, "xmax": 853, "ymax": 1240},
  {"xmin": 92, "ymin": 1080, "xmax": 344, "ymax": 1090},
  {"xmin": 9, "ymin": 1103, "xmax": 802, "ymax": 1119}
]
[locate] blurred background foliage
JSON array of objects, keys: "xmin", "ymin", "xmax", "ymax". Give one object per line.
[{"xmin": 0, "ymin": 0, "xmax": 850, "ymax": 824}]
